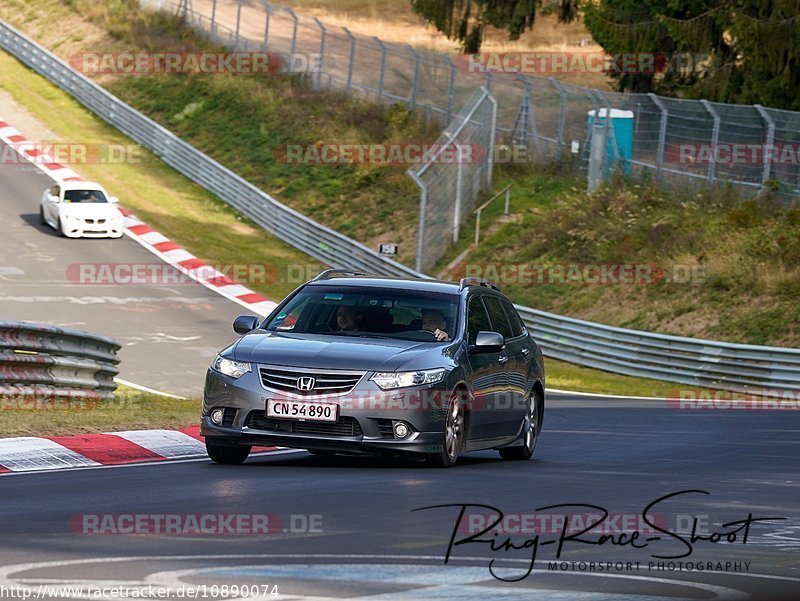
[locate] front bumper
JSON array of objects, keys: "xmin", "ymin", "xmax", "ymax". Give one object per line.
[{"xmin": 202, "ymin": 367, "xmax": 450, "ymax": 456}]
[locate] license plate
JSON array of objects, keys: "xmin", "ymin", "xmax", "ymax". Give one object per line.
[{"xmin": 267, "ymin": 399, "xmax": 338, "ymax": 422}]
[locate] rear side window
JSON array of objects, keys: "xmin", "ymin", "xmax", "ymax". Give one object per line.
[
  {"xmin": 467, "ymin": 296, "xmax": 492, "ymax": 345},
  {"xmin": 483, "ymin": 296, "xmax": 514, "ymax": 340},
  {"xmin": 501, "ymin": 298, "xmax": 525, "ymax": 338}
]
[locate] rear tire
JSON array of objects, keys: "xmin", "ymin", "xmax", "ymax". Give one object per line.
[
  {"xmin": 499, "ymin": 389, "xmax": 540, "ymax": 461},
  {"xmin": 206, "ymin": 441, "xmax": 251, "ymax": 465},
  {"xmin": 426, "ymin": 392, "xmax": 465, "ymax": 468}
]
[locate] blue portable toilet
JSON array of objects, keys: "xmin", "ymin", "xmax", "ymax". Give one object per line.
[{"xmin": 587, "ymin": 108, "xmax": 634, "ymax": 174}]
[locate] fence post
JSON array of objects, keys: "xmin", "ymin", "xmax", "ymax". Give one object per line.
[
  {"xmin": 409, "ymin": 172, "xmax": 427, "ymax": 273},
  {"xmin": 551, "ymin": 78, "xmax": 567, "ymax": 156},
  {"xmin": 262, "ymin": 3, "xmax": 271, "ymax": 50},
  {"xmin": 486, "ymin": 88, "xmax": 497, "ymax": 189},
  {"xmin": 374, "ymin": 37, "xmax": 386, "ymax": 102},
  {"xmin": 701, "ymin": 100, "xmax": 720, "ymax": 184},
  {"xmin": 313, "ymin": 17, "xmax": 326, "ymax": 90},
  {"xmin": 210, "ymin": 0, "xmax": 218, "ymax": 42},
  {"xmin": 649, "ymin": 93, "xmax": 668, "ymax": 179},
  {"xmin": 287, "ymin": 8, "xmax": 299, "ymax": 74},
  {"xmin": 755, "ymin": 104, "xmax": 775, "ymax": 186},
  {"xmin": 344, "ymin": 28, "xmax": 356, "ymax": 93},
  {"xmin": 445, "ymin": 56, "xmax": 456, "ymax": 125},
  {"xmin": 408, "ymin": 46, "xmax": 421, "ymax": 111},
  {"xmin": 234, "ymin": 0, "xmax": 242, "ymax": 47}
]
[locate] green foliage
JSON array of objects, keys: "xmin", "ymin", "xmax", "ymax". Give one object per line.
[
  {"xmin": 409, "ymin": 0, "xmax": 576, "ymax": 51},
  {"xmin": 581, "ymin": 0, "xmax": 800, "ymax": 109}
]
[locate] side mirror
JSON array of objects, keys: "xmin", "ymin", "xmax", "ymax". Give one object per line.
[
  {"xmin": 472, "ymin": 331, "xmax": 505, "ymax": 353},
  {"xmin": 233, "ymin": 315, "xmax": 259, "ymax": 335},
  {"xmin": 109, "ymin": 196, "xmax": 120, "ymax": 204}
]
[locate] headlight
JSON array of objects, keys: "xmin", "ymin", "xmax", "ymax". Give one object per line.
[
  {"xmin": 371, "ymin": 368, "xmax": 446, "ymax": 390},
  {"xmin": 211, "ymin": 355, "xmax": 251, "ymax": 379}
]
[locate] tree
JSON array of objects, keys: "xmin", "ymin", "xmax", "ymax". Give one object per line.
[
  {"xmin": 409, "ymin": 0, "xmax": 578, "ymax": 52},
  {"xmin": 582, "ymin": 0, "xmax": 800, "ymax": 110}
]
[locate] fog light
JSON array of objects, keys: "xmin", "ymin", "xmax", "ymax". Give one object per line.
[
  {"xmin": 393, "ymin": 422, "xmax": 409, "ymax": 438},
  {"xmin": 210, "ymin": 408, "xmax": 225, "ymax": 425}
]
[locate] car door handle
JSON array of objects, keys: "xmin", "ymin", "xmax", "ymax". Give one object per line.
[{"xmin": 498, "ymin": 355, "xmax": 509, "ymax": 365}]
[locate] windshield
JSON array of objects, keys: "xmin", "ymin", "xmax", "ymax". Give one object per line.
[
  {"xmin": 63, "ymin": 189, "xmax": 108, "ymax": 203},
  {"xmin": 264, "ymin": 285, "xmax": 460, "ymax": 342}
]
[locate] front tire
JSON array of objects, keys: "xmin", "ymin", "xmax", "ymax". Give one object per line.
[
  {"xmin": 39, "ymin": 206, "xmax": 46, "ymax": 226},
  {"xmin": 499, "ymin": 389, "xmax": 540, "ymax": 461},
  {"xmin": 57, "ymin": 217, "xmax": 66, "ymax": 237},
  {"xmin": 427, "ymin": 392, "xmax": 465, "ymax": 468},
  {"xmin": 206, "ymin": 441, "xmax": 251, "ymax": 465}
]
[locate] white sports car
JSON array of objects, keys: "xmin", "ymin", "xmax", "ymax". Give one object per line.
[{"xmin": 39, "ymin": 181, "xmax": 124, "ymax": 238}]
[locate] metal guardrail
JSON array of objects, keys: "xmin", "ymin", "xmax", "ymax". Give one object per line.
[
  {"xmin": 1, "ymin": 18, "xmax": 799, "ymax": 394},
  {"xmin": 0, "ymin": 321, "xmax": 120, "ymax": 401}
]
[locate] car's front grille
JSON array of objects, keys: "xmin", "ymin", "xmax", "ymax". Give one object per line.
[
  {"xmin": 259, "ymin": 366, "xmax": 364, "ymax": 396},
  {"xmin": 245, "ymin": 410, "xmax": 363, "ymax": 437}
]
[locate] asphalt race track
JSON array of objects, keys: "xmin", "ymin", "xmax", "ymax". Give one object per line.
[
  {"xmin": 1, "ymin": 396, "xmax": 799, "ymax": 600},
  {"xmin": 1, "ymin": 136, "xmax": 799, "ymax": 601},
  {"xmin": 0, "ymin": 140, "xmax": 249, "ymax": 396}
]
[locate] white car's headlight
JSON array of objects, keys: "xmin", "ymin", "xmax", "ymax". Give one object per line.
[
  {"xmin": 371, "ymin": 368, "xmax": 446, "ymax": 390},
  {"xmin": 211, "ymin": 355, "xmax": 251, "ymax": 379}
]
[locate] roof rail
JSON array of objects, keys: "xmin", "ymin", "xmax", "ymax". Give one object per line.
[
  {"xmin": 311, "ymin": 268, "xmax": 370, "ymax": 282},
  {"xmin": 458, "ymin": 277, "xmax": 501, "ymax": 292}
]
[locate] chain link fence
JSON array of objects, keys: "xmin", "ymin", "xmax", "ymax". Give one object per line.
[
  {"xmin": 408, "ymin": 88, "xmax": 496, "ymax": 272},
  {"xmin": 146, "ymin": 0, "xmax": 800, "ymax": 203}
]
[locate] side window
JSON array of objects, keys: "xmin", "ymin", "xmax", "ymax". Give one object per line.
[
  {"xmin": 501, "ymin": 299, "xmax": 524, "ymax": 338},
  {"xmin": 484, "ymin": 296, "xmax": 514, "ymax": 340},
  {"xmin": 467, "ymin": 296, "xmax": 492, "ymax": 345}
]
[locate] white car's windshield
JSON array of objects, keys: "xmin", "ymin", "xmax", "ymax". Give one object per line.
[{"xmin": 63, "ymin": 190, "xmax": 108, "ymax": 203}]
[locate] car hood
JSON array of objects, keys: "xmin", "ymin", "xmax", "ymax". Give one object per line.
[
  {"xmin": 232, "ymin": 331, "xmax": 445, "ymax": 372},
  {"xmin": 59, "ymin": 204, "xmax": 122, "ymax": 219}
]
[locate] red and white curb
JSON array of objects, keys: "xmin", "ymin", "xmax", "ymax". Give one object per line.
[
  {"xmin": 0, "ymin": 426, "xmax": 280, "ymax": 474},
  {"xmin": 0, "ymin": 115, "xmax": 278, "ymax": 318}
]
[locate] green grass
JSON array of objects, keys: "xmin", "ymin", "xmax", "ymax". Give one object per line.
[{"xmin": 2, "ymin": 386, "xmax": 200, "ymax": 437}]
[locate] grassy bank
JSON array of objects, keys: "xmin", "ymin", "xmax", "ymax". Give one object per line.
[{"xmin": 2, "ymin": 386, "xmax": 199, "ymax": 437}]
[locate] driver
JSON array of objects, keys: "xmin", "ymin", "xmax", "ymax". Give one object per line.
[
  {"xmin": 421, "ymin": 309, "xmax": 449, "ymax": 341},
  {"xmin": 336, "ymin": 305, "xmax": 362, "ymax": 332}
]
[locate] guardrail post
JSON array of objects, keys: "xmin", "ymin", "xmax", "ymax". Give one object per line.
[
  {"xmin": 344, "ymin": 28, "xmax": 356, "ymax": 93},
  {"xmin": 374, "ymin": 37, "xmax": 386, "ymax": 102},
  {"xmin": 649, "ymin": 93, "xmax": 668, "ymax": 179},
  {"xmin": 408, "ymin": 46, "xmax": 421, "ymax": 111},
  {"xmin": 551, "ymin": 78, "xmax": 567, "ymax": 156},
  {"xmin": 701, "ymin": 100, "xmax": 720, "ymax": 184},
  {"xmin": 313, "ymin": 18, "xmax": 326, "ymax": 90},
  {"xmin": 755, "ymin": 104, "xmax": 775, "ymax": 186},
  {"xmin": 287, "ymin": 8, "xmax": 299, "ymax": 74}
]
